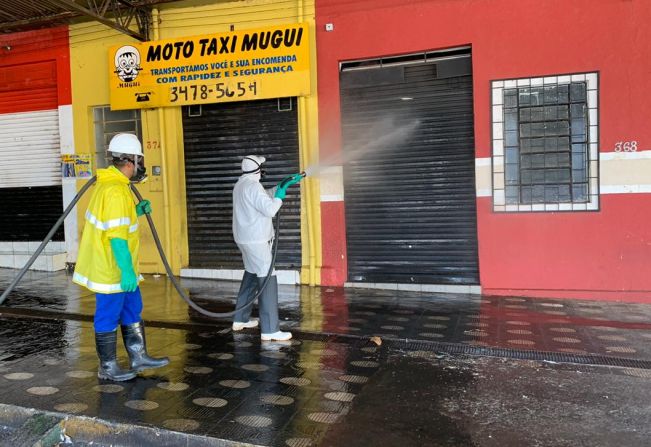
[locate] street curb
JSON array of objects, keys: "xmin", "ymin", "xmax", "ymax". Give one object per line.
[{"xmin": 0, "ymin": 403, "xmax": 263, "ymax": 447}]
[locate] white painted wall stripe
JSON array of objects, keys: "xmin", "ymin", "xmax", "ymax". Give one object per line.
[
  {"xmin": 600, "ymin": 150, "xmax": 651, "ymax": 161},
  {"xmin": 59, "ymin": 104, "xmax": 78, "ymax": 262},
  {"xmin": 320, "ymin": 194, "xmax": 344, "ymax": 202},
  {"xmin": 600, "ymin": 185, "xmax": 651, "ymax": 194},
  {"xmin": 475, "ymin": 152, "xmax": 651, "ymax": 198},
  {"xmin": 318, "ymin": 165, "xmax": 345, "ymax": 202}
]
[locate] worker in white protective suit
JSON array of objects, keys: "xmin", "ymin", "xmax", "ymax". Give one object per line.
[{"xmin": 232, "ymin": 155, "xmax": 303, "ymax": 341}]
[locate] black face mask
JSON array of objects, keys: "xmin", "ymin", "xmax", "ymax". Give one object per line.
[
  {"xmin": 115, "ymin": 155, "xmax": 147, "ymax": 183},
  {"xmin": 132, "ymin": 164, "xmax": 147, "ymax": 183}
]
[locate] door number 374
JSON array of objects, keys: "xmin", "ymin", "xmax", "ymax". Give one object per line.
[{"xmin": 614, "ymin": 141, "xmax": 638, "ymax": 152}]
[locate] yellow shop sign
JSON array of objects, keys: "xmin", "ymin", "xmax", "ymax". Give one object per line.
[{"xmin": 109, "ymin": 23, "xmax": 310, "ymax": 110}]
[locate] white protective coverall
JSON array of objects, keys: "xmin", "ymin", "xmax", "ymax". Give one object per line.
[{"xmin": 232, "ymin": 156, "xmax": 282, "ymax": 277}]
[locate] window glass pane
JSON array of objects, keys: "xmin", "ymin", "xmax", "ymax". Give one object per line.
[
  {"xmin": 558, "ymin": 185, "xmax": 571, "ymax": 202},
  {"xmin": 505, "ymin": 111, "xmax": 518, "ymax": 131},
  {"xmin": 557, "ymin": 84, "xmax": 569, "ymax": 103},
  {"xmin": 572, "ymin": 184, "xmax": 588, "ymax": 202},
  {"xmin": 545, "ymin": 186, "xmax": 559, "ymax": 202},
  {"xmin": 504, "ymin": 89, "xmax": 518, "ymax": 108},
  {"xmin": 505, "ymin": 186, "xmax": 519, "ymax": 204},
  {"xmin": 529, "ymin": 87, "xmax": 544, "ymax": 106},
  {"xmin": 505, "ymin": 131, "xmax": 519, "ymax": 147},
  {"xmin": 108, "ymin": 109, "xmax": 137, "ymax": 121},
  {"xmin": 543, "ymin": 86, "xmax": 558, "ymax": 104},
  {"xmin": 105, "ymin": 121, "xmax": 137, "ymax": 133},
  {"xmin": 93, "ymin": 107, "xmax": 105, "ymax": 121},
  {"xmin": 531, "ymin": 170, "xmax": 545, "ymax": 184},
  {"xmin": 505, "ymin": 164, "xmax": 519, "ymax": 183},
  {"xmin": 570, "ymin": 82, "xmax": 586, "ymax": 103},
  {"xmin": 557, "ymin": 153, "xmax": 570, "ymax": 167},
  {"xmin": 572, "ymin": 169, "xmax": 587, "ymax": 183},
  {"xmin": 505, "ymin": 147, "xmax": 519, "ymax": 164},
  {"xmin": 521, "ymin": 138, "xmax": 543, "ymax": 153},
  {"xmin": 571, "ymin": 152, "xmax": 585, "ymax": 167}
]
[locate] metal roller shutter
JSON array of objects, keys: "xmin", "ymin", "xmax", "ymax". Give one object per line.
[
  {"xmin": 0, "ymin": 186, "xmax": 64, "ymax": 241},
  {"xmin": 340, "ymin": 53, "xmax": 479, "ymax": 285},
  {"xmin": 0, "ymin": 61, "xmax": 63, "ymax": 241},
  {"xmin": 182, "ymin": 98, "xmax": 301, "ymax": 269}
]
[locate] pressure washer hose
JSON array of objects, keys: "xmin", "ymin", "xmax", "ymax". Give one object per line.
[
  {"xmin": 130, "ymin": 184, "xmax": 277, "ymax": 318},
  {"xmin": 0, "ymin": 176, "xmax": 278, "ymax": 319}
]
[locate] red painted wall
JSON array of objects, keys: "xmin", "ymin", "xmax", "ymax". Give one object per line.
[
  {"xmin": 316, "ymin": 0, "xmax": 651, "ymax": 300},
  {"xmin": 0, "ymin": 27, "xmax": 71, "ymax": 109}
]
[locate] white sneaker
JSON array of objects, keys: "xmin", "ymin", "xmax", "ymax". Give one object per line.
[
  {"xmin": 261, "ymin": 331, "xmax": 292, "ymax": 341},
  {"xmin": 232, "ymin": 318, "xmax": 259, "ymax": 331}
]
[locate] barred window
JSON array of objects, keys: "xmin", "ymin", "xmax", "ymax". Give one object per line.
[
  {"xmin": 491, "ymin": 73, "xmax": 599, "ymax": 212},
  {"xmin": 93, "ymin": 106, "xmax": 142, "ymax": 169}
]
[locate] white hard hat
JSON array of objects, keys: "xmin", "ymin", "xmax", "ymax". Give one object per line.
[
  {"xmin": 242, "ymin": 155, "xmax": 265, "ymax": 173},
  {"xmin": 108, "ymin": 133, "xmax": 143, "ymax": 156}
]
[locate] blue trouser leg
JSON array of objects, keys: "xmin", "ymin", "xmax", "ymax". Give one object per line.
[
  {"xmin": 94, "ymin": 288, "xmax": 144, "ymax": 332},
  {"xmin": 257, "ymin": 275, "xmax": 279, "ymax": 334},
  {"xmin": 233, "ymin": 271, "xmax": 258, "ymax": 323},
  {"xmin": 120, "ymin": 288, "xmax": 144, "ymax": 326},
  {"xmin": 95, "ymin": 292, "xmax": 126, "ymax": 332}
]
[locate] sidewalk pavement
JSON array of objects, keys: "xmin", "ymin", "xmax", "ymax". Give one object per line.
[{"xmin": 1, "ymin": 268, "xmax": 650, "ymax": 446}]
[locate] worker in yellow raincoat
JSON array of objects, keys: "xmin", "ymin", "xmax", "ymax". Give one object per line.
[{"xmin": 73, "ymin": 133, "xmax": 168, "ymax": 381}]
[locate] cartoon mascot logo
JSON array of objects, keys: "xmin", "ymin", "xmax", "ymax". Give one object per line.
[{"xmin": 114, "ymin": 45, "xmax": 142, "ymax": 82}]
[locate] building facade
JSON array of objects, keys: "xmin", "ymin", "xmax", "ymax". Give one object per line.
[
  {"xmin": 315, "ymin": 0, "xmax": 651, "ymax": 301},
  {"xmin": 1, "ymin": 0, "xmax": 649, "ymax": 302},
  {"xmin": 0, "ymin": 27, "xmax": 73, "ymax": 271},
  {"xmin": 68, "ymin": 0, "xmax": 322, "ymax": 286}
]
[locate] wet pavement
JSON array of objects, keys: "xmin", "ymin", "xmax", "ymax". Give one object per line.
[
  {"xmin": 3, "ymin": 269, "xmax": 651, "ymax": 361},
  {"xmin": 1, "ymin": 268, "xmax": 651, "ymax": 446}
]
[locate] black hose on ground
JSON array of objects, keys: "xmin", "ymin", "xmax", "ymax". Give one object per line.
[
  {"xmin": 130, "ymin": 183, "xmax": 277, "ymax": 318},
  {"xmin": 0, "ymin": 176, "xmax": 278, "ymax": 319}
]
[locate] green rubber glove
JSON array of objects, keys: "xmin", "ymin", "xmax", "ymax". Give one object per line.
[
  {"xmin": 286, "ymin": 173, "xmax": 304, "ymax": 187},
  {"xmin": 136, "ymin": 199, "xmax": 152, "ymax": 216},
  {"xmin": 274, "ymin": 188, "xmax": 287, "ymax": 200},
  {"xmin": 274, "ymin": 173, "xmax": 304, "ymax": 200},
  {"xmin": 109, "ymin": 238, "xmax": 138, "ymax": 292}
]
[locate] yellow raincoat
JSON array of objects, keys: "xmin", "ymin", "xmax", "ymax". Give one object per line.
[{"xmin": 73, "ymin": 166, "xmax": 141, "ymax": 293}]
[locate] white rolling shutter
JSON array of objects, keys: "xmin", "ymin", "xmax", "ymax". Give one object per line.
[{"xmin": 0, "ymin": 108, "xmax": 61, "ymax": 188}]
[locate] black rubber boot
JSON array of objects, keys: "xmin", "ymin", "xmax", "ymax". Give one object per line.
[
  {"xmin": 95, "ymin": 330, "xmax": 136, "ymax": 382},
  {"xmin": 121, "ymin": 321, "xmax": 169, "ymax": 372}
]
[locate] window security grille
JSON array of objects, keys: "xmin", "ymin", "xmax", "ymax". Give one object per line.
[
  {"xmin": 93, "ymin": 106, "xmax": 142, "ymax": 169},
  {"xmin": 491, "ymin": 73, "xmax": 599, "ymax": 212}
]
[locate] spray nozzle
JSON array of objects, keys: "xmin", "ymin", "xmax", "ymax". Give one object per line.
[{"xmin": 278, "ymin": 172, "xmax": 306, "ymax": 189}]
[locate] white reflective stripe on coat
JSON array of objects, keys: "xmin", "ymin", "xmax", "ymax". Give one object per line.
[
  {"xmin": 72, "ymin": 272, "xmax": 145, "ymax": 294},
  {"xmin": 85, "ymin": 210, "xmax": 138, "ymax": 233},
  {"xmin": 232, "ymin": 173, "xmax": 282, "ymax": 244}
]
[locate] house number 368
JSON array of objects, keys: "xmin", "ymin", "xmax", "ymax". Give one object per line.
[{"xmin": 614, "ymin": 141, "xmax": 638, "ymax": 152}]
